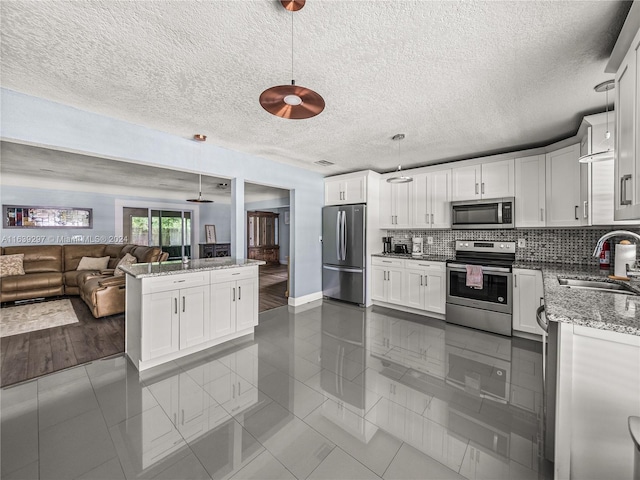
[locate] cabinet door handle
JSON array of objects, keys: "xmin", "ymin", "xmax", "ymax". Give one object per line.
[
  {"xmin": 574, "ymin": 205, "xmax": 579, "ymax": 220},
  {"xmin": 540, "ymin": 208, "xmax": 544, "ymax": 221},
  {"xmin": 426, "ymin": 213, "xmax": 428, "ymax": 223},
  {"xmin": 238, "ymin": 286, "xmax": 241, "ymax": 300},
  {"xmin": 514, "ymin": 274, "xmax": 517, "ymax": 288},
  {"xmin": 620, "ymin": 174, "xmax": 632, "ymax": 205},
  {"xmin": 431, "ymin": 213, "xmax": 434, "ymax": 224},
  {"xmin": 233, "ymin": 287, "xmax": 236, "ymax": 301},
  {"xmin": 181, "ymin": 409, "xmax": 184, "ymax": 425},
  {"xmin": 420, "ymin": 275, "xmax": 423, "ymax": 286},
  {"xmin": 481, "ymin": 182, "xmax": 485, "ymax": 195},
  {"xmin": 583, "ymin": 201, "xmax": 588, "ymax": 219},
  {"xmin": 182, "ymin": 296, "xmax": 185, "ymax": 312},
  {"xmin": 425, "ymin": 276, "xmax": 428, "ymax": 286},
  {"xmin": 238, "ymin": 382, "xmax": 241, "ymax": 395},
  {"xmin": 233, "ymin": 383, "xmax": 236, "ymax": 398},
  {"xmin": 174, "ymin": 298, "xmax": 178, "ymax": 314}
]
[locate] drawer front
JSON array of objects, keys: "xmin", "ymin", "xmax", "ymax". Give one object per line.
[
  {"xmin": 142, "ymin": 271, "xmax": 210, "ymax": 294},
  {"xmin": 212, "ymin": 266, "xmax": 258, "ymax": 283},
  {"xmin": 371, "ymin": 257, "xmax": 405, "ymax": 268},
  {"xmin": 405, "ymin": 260, "xmax": 445, "ymax": 272}
]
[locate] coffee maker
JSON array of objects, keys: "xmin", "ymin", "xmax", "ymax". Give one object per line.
[
  {"xmin": 382, "ymin": 237, "xmax": 393, "ymax": 254},
  {"xmin": 412, "ymin": 237, "xmax": 423, "ymax": 256}
]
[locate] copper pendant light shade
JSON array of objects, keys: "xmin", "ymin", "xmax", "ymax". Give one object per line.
[
  {"xmin": 260, "ymin": 81, "xmax": 325, "ymax": 119},
  {"xmin": 260, "ymin": 0, "xmax": 324, "ymax": 120},
  {"xmin": 280, "ymin": 0, "xmax": 305, "ymax": 11}
]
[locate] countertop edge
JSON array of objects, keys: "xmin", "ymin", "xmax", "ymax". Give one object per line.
[{"xmin": 121, "ymin": 259, "xmax": 265, "ymax": 279}]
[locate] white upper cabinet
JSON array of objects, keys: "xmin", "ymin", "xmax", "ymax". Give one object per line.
[
  {"xmin": 451, "ymin": 159, "xmax": 514, "ymax": 201},
  {"xmin": 451, "ymin": 165, "xmax": 479, "ymax": 201},
  {"xmin": 412, "ymin": 170, "xmax": 451, "ymax": 229},
  {"xmin": 515, "ymin": 155, "xmax": 546, "ymax": 227},
  {"xmin": 545, "ymin": 144, "xmax": 589, "ymax": 227},
  {"xmin": 613, "ymin": 26, "xmax": 640, "ymax": 220},
  {"xmin": 325, "ymin": 172, "xmax": 367, "ymax": 205},
  {"xmin": 379, "ymin": 178, "xmax": 412, "ymax": 228}
]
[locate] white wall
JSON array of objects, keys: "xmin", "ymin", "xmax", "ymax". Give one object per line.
[{"xmin": 1, "ymin": 88, "xmax": 325, "ymax": 299}]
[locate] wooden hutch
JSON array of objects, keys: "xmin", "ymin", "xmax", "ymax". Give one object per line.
[{"xmin": 247, "ymin": 211, "xmax": 280, "ymax": 264}]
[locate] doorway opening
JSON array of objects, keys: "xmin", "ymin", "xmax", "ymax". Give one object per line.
[{"xmin": 244, "ymin": 183, "xmax": 291, "ymax": 312}]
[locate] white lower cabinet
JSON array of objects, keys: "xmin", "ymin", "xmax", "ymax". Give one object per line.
[
  {"xmin": 512, "ymin": 268, "xmax": 545, "ymax": 337},
  {"xmin": 371, "ymin": 258, "xmax": 404, "ymax": 305},
  {"xmin": 404, "ymin": 261, "xmax": 445, "ymax": 314},
  {"xmin": 372, "ymin": 257, "xmax": 445, "ymax": 316},
  {"xmin": 210, "ymin": 268, "xmax": 259, "ymax": 338},
  {"xmin": 141, "ymin": 279, "xmax": 210, "ymax": 361},
  {"xmin": 126, "ymin": 266, "xmax": 259, "ymax": 371}
]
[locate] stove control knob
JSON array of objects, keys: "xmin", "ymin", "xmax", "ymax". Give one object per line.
[
  {"xmin": 500, "ymin": 244, "xmax": 505, "ymax": 248},
  {"xmin": 465, "ymin": 243, "xmax": 469, "ymax": 247}
]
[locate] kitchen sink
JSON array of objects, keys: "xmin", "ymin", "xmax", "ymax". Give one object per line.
[{"xmin": 557, "ymin": 278, "xmax": 639, "ymax": 295}]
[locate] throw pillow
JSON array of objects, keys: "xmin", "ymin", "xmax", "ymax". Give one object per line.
[
  {"xmin": 0, "ymin": 254, "xmax": 26, "ymax": 278},
  {"xmin": 114, "ymin": 253, "xmax": 137, "ymax": 277},
  {"xmin": 76, "ymin": 256, "xmax": 110, "ymax": 271}
]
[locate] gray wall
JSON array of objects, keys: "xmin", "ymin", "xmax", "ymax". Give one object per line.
[
  {"xmin": 1, "ymin": 185, "xmax": 231, "ymax": 251},
  {"xmin": 2, "ymin": 88, "xmax": 324, "ymax": 299}
]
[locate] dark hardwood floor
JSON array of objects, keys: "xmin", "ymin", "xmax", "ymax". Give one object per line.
[
  {"xmin": 259, "ymin": 263, "xmax": 289, "ymax": 312},
  {"xmin": 1, "ymin": 297, "xmax": 124, "ymax": 387}
]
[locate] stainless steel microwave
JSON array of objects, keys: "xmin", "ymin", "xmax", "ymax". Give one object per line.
[{"xmin": 451, "ymin": 197, "xmax": 515, "ymax": 229}]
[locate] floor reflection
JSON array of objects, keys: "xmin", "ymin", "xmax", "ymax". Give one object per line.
[{"xmin": 0, "ymin": 301, "xmax": 552, "ymax": 480}]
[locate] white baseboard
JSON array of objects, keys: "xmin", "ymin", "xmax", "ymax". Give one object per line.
[{"xmin": 288, "ymin": 291, "xmax": 323, "ymax": 307}]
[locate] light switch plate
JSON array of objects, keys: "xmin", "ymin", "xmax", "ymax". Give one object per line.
[{"xmin": 517, "ymin": 238, "xmax": 526, "ymax": 248}]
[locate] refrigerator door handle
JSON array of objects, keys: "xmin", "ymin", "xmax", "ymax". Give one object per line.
[
  {"xmin": 336, "ymin": 210, "xmax": 342, "ymax": 260},
  {"xmin": 323, "ymin": 265, "xmax": 364, "ymax": 273},
  {"xmin": 341, "ymin": 211, "xmax": 347, "ymax": 260}
]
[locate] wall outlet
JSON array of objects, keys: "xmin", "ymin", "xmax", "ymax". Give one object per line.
[
  {"xmin": 517, "ymin": 238, "xmax": 526, "ymax": 248},
  {"xmin": 427, "ymin": 237, "xmax": 434, "ymax": 245}
]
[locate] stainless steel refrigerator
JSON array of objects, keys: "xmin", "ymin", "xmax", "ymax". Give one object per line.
[{"xmin": 322, "ymin": 204, "xmax": 366, "ymax": 305}]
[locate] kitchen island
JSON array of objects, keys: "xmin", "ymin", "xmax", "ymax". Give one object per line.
[
  {"xmin": 515, "ymin": 261, "xmax": 640, "ymax": 480},
  {"xmin": 121, "ymin": 258, "xmax": 265, "ymax": 371}
]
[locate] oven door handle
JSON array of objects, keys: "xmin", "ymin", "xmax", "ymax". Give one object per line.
[{"xmin": 447, "ymin": 263, "xmax": 511, "ymax": 274}]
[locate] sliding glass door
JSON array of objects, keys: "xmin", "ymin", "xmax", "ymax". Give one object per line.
[{"xmin": 123, "ymin": 207, "xmax": 192, "ymax": 260}]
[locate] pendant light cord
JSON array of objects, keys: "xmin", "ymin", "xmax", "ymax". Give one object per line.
[{"xmin": 291, "ymin": 10, "xmax": 294, "ymax": 83}]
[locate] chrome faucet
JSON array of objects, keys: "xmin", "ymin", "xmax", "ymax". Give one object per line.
[{"xmin": 593, "ymin": 230, "xmax": 640, "ymax": 257}]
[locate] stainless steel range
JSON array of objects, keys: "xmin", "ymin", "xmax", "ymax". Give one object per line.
[{"xmin": 445, "ymin": 241, "xmax": 516, "ymax": 336}]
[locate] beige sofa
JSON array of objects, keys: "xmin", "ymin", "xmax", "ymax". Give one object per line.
[{"xmin": 0, "ymin": 244, "xmax": 165, "ymax": 317}]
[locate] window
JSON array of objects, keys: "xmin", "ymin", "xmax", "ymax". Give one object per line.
[{"xmin": 123, "ymin": 207, "xmax": 192, "ymax": 260}]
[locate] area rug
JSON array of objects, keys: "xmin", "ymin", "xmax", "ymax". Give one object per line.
[{"xmin": 0, "ymin": 299, "xmax": 80, "ymax": 338}]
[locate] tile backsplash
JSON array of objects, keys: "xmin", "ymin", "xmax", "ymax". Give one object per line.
[{"xmin": 387, "ymin": 228, "xmax": 640, "ymax": 266}]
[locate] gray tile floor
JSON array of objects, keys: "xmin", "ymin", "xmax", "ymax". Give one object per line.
[{"xmin": 1, "ymin": 301, "xmax": 552, "ymax": 479}]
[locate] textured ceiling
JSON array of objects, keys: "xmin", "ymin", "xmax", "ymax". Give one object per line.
[
  {"xmin": 0, "ymin": 0, "xmax": 631, "ymax": 176},
  {"xmin": 0, "ymin": 142, "xmax": 290, "ymax": 204}
]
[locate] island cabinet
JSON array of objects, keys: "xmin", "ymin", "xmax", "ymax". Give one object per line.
[
  {"xmin": 210, "ymin": 268, "xmax": 258, "ymax": 338},
  {"xmin": 139, "ymin": 272, "xmax": 210, "ymax": 361},
  {"xmin": 124, "ymin": 262, "xmax": 261, "ymax": 371}
]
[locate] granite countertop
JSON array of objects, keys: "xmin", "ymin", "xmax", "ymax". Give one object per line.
[
  {"xmin": 372, "ymin": 253, "xmax": 451, "ymax": 262},
  {"xmin": 514, "ymin": 261, "xmax": 640, "ymax": 336},
  {"xmin": 120, "ymin": 258, "xmax": 266, "ymax": 279}
]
